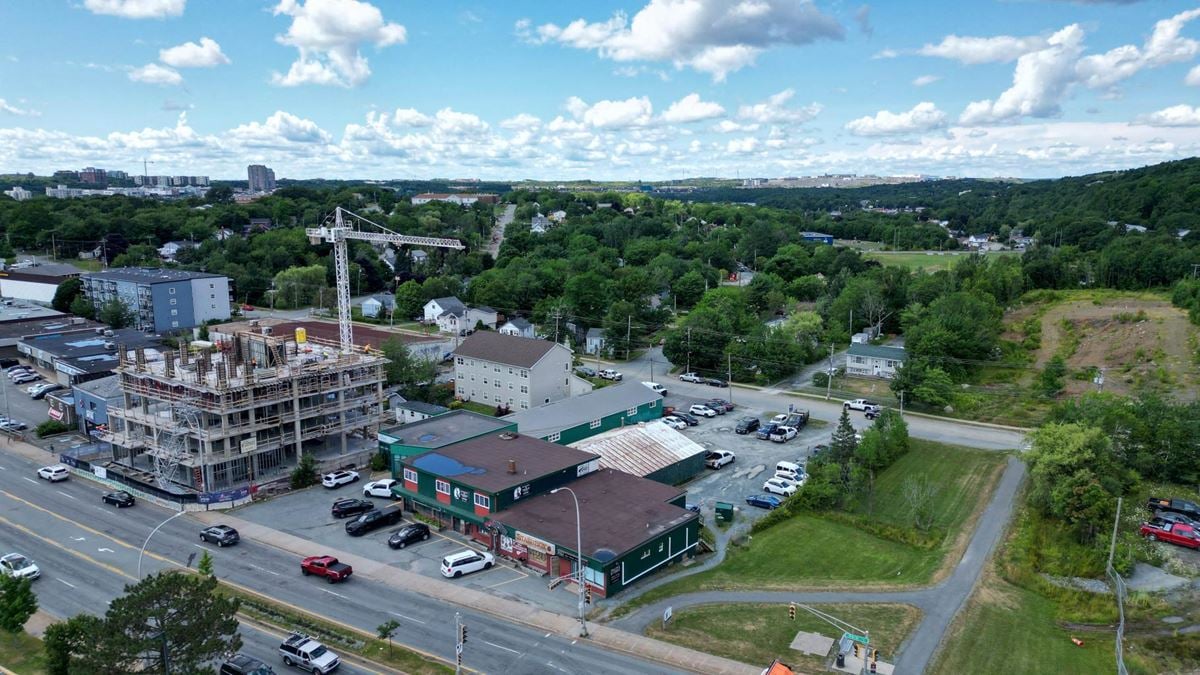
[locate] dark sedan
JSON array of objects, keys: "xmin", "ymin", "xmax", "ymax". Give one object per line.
[
  {"xmin": 745, "ymin": 494, "xmax": 783, "ymax": 510},
  {"xmin": 673, "ymin": 411, "xmax": 700, "ymax": 426},
  {"xmin": 705, "ymin": 378, "xmax": 729, "ymax": 388},
  {"xmin": 387, "ymin": 523, "xmax": 431, "ymax": 549},
  {"xmin": 102, "ymin": 491, "xmax": 135, "ymax": 508},
  {"xmin": 331, "ymin": 498, "xmax": 375, "ymax": 519},
  {"xmin": 199, "ymin": 525, "xmax": 240, "ymax": 547},
  {"xmin": 708, "ymin": 398, "xmax": 735, "ymax": 412},
  {"xmin": 735, "ymin": 417, "xmax": 760, "ymax": 434},
  {"xmin": 346, "ymin": 507, "xmax": 404, "ymax": 536}
]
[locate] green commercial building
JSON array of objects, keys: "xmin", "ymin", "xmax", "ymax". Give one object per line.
[
  {"xmin": 503, "ymin": 381, "xmax": 664, "ymax": 444},
  {"xmin": 378, "ymin": 410, "xmax": 515, "ymax": 468}
]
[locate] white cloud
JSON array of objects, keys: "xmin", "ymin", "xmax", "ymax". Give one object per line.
[
  {"xmin": 1188, "ymin": 65, "xmax": 1200, "ymax": 86},
  {"xmin": 433, "ymin": 108, "xmax": 489, "ymax": 136},
  {"xmin": 959, "ymin": 24, "xmax": 1085, "ymax": 125},
  {"xmin": 912, "ymin": 74, "xmax": 940, "ymax": 87},
  {"xmin": 872, "ymin": 48, "xmax": 898, "ymax": 59},
  {"xmin": 525, "ymin": 0, "xmax": 843, "ymax": 81},
  {"xmin": 500, "ymin": 113, "xmax": 542, "ymax": 130},
  {"xmin": 1076, "ymin": 8, "xmax": 1200, "ymax": 90},
  {"xmin": 568, "ymin": 96, "xmax": 654, "ymax": 128},
  {"xmin": 391, "ymin": 108, "xmax": 432, "ymax": 127},
  {"xmin": 737, "ymin": 89, "xmax": 821, "ymax": 124},
  {"xmin": 918, "ymin": 33, "xmax": 1047, "ymax": 64},
  {"xmin": 1139, "ymin": 104, "xmax": 1200, "ymax": 127},
  {"xmin": 128, "ymin": 62, "xmax": 183, "ymax": 86},
  {"xmin": 270, "ymin": 0, "xmax": 406, "ymax": 88},
  {"xmin": 159, "ymin": 37, "xmax": 230, "ymax": 68},
  {"xmin": 0, "ymin": 99, "xmax": 38, "ymax": 117},
  {"xmin": 713, "ymin": 120, "xmax": 759, "ymax": 133},
  {"xmin": 846, "ymin": 102, "xmax": 946, "ymax": 136},
  {"xmin": 661, "ymin": 93, "xmax": 725, "ymax": 123},
  {"xmin": 83, "ymin": 0, "xmax": 185, "ymax": 19},
  {"xmin": 726, "ymin": 137, "xmax": 759, "ymax": 154},
  {"xmin": 227, "ymin": 111, "xmax": 333, "ymax": 146}
]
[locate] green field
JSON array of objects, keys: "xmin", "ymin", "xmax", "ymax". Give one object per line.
[
  {"xmin": 645, "ymin": 603, "xmax": 920, "ymax": 672},
  {"xmin": 0, "ymin": 631, "xmax": 46, "ymax": 674},
  {"xmin": 864, "ymin": 250, "xmax": 1018, "ymax": 271}
]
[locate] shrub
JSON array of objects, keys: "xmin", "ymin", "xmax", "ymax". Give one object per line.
[
  {"xmin": 36, "ymin": 420, "xmax": 70, "ymax": 438},
  {"xmin": 369, "ymin": 452, "xmax": 388, "ymax": 472},
  {"xmin": 289, "ymin": 454, "xmax": 319, "ymax": 490}
]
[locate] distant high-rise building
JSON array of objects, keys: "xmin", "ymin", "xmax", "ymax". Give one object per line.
[
  {"xmin": 247, "ymin": 164, "xmax": 276, "ymax": 193},
  {"xmin": 107, "ymin": 170, "xmax": 128, "ymax": 180},
  {"xmin": 80, "ymin": 167, "xmax": 106, "ymax": 184}
]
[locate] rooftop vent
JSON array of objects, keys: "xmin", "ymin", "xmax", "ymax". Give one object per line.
[
  {"xmin": 498, "ymin": 432, "xmax": 517, "ymax": 440},
  {"xmin": 507, "ymin": 459, "xmax": 517, "ymax": 474}
]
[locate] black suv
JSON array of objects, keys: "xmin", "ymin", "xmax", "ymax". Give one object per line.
[
  {"xmin": 388, "ymin": 522, "xmax": 431, "ymax": 549},
  {"xmin": 345, "ymin": 507, "xmax": 404, "ymax": 536},
  {"xmin": 331, "ymin": 498, "xmax": 375, "ymax": 519},
  {"xmin": 735, "ymin": 417, "xmax": 760, "ymax": 434},
  {"xmin": 756, "ymin": 422, "xmax": 779, "ymax": 440},
  {"xmin": 199, "ymin": 525, "xmax": 240, "ymax": 547},
  {"xmin": 220, "ymin": 654, "xmax": 274, "ymax": 675}
]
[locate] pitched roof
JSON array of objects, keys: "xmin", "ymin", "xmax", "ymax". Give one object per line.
[
  {"xmin": 586, "ymin": 328, "xmax": 603, "ymax": 339},
  {"xmin": 569, "ymin": 421, "xmax": 706, "ymax": 478},
  {"xmin": 847, "ymin": 343, "xmax": 907, "ymax": 360},
  {"xmin": 394, "ymin": 400, "xmax": 449, "ymax": 416},
  {"xmin": 505, "ymin": 317, "xmax": 531, "ymax": 330},
  {"xmin": 504, "ymin": 382, "xmax": 661, "ymax": 438},
  {"xmin": 429, "ymin": 296, "xmax": 466, "ymax": 314},
  {"xmin": 406, "ymin": 432, "xmax": 598, "ymax": 493},
  {"xmin": 452, "ymin": 331, "xmax": 560, "ymax": 368}
]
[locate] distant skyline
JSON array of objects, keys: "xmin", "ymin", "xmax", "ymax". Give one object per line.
[{"xmin": 2, "ymin": 0, "xmax": 1200, "ymax": 180}]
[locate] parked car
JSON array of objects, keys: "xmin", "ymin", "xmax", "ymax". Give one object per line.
[
  {"xmin": 440, "ymin": 550, "xmax": 495, "ymax": 578},
  {"xmin": 745, "ymin": 494, "xmax": 783, "ymax": 510},
  {"xmin": 199, "ymin": 525, "xmax": 240, "ymax": 547},
  {"xmin": 278, "ymin": 633, "xmax": 339, "ymax": 674},
  {"xmin": 0, "ymin": 358, "xmax": 18, "ymax": 369},
  {"xmin": 331, "ymin": 498, "xmax": 375, "ymax": 519},
  {"xmin": 735, "ymin": 417, "xmax": 760, "ymax": 434},
  {"xmin": 688, "ymin": 404, "xmax": 718, "ymax": 418},
  {"xmin": 661, "ymin": 416, "xmax": 688, "ymax": 430},
  {"xmin": 675, "ymin": 411, "xmax": 701, "ymax": 426},
  {"xmin": 0, "ymin": 553, "xmax": 40, "ymax": 580},
  {"xmin": 219, "ymin": 653, "xmax": 274, "ymax": 675},
  {"xmin": 705, "ymin": 450, "xmax": 736, "ymax": 469},
  {"xmin": 763, "ymin": 477, "xmax": 799, "ymax": 497},
  {"xmin": 11, "ymin": 372, "xmax": 39, "ymax": 384},
  {"xmin": 0, "ymin": 421, "xmax": 27, "ymax": 431},
  {"xmin": 300, "ymin": 556, "xmax": 353, "ymax": 583},
  {"xmin": 362, "ymin": 479, "xmax": 399, "ymax": 499},
  {"xmin": 29, "ymin": 383, "xmax": 65, "ymax": 400},
  {"xmin": 6, "ymin": 366, "xmax": 33, "ymax": 377},
  {"xmin": 1155, "ymin": 511, "xmax": 1200, "ymax": 528},
  {"xmin": 641, "ymin": 381, "xmax": 667, "ymax": 396},
  {"xmin": 844, "ymin": 399, "xmax": 881, "ymax": 412},
  {"xmin": 708, "ymin": 398, "xmax": 735, "ymax": 412},
  {"xmin": 685, "ymin": 503, "xmax": 701, "ymax": 514},
  {"xmin": 756, "ymin": 422, "xmax": 780, "ymax": 440},
  {"xmin": 775, "ymin": 461, "xmax": 807, "ymax": 483},
  {"xmin": 345, "ymin": 507, "xmax": 404, "ymax": 536},
  {"xmin": 1140, "ymin": 518, "xmax": 1200, "ymax": 550},
  {"xmin": 240, "ymin": 304, "xmax": 256, "ymax": 312},
  {"xmin": 36, "ymin": 465, "xmax": 69, "ymax": 482},
  {"xmin": 597, "ymin": 369, "xmax": 623, "ymax": 381},
  {"xmin": 575, "ymin": 366, "xmax": 597, "ymax": 378},
  {"xmin": 769, "ymin": 426, "xmax": 798, "ymax": 443},
  {"xmin": 1147, "ymin": 497, "xmax": 1200, "ymax": 521},
  {"xmin": 102, "ymin": 491, "xmax": 135, "ymax": 508},
  {"xmin": 705, "ymin": 377, "xmax": 729, "ymax": 388},
  {"xmin": 321, "ymin": 470, "xmax": 359, "ymax": 488},
  {"xmin": 679, "ymin": 372, "xmax": 703, "ymax": 383},
  {"xmin": 388, "ymin": 523, "xmax": 431, "ymax": 549}
]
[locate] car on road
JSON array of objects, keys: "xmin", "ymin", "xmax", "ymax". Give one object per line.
[
  {"xmin": 705, "ymin": 377, "xmax": 729, "ymax": 388},
  {"xmin": 331, "ymin": 498, "xmax": 375, "ymax": 519},
  {"xmin": 705, "ymin": 449, "xmax": 736, "ymax": 469},
  {"xmin": 11, "ymin": 372, "xmax": 39, "ymax": 384},
  {"xmin": 864, "ymin": 407, "xmax": 885, "ymax": 420},
  {"xmin": 37, "ymin": 465, "xmax": 69, "ymax": 482},
  {"xmin": 575, "ymin": 366, "xmax": 597, "ymax": 378},
  {"xmin": 769, "ymin": 426, "xmax": 798, "ymax": 443},
  {"xmin": 679, "ymin": 372, "xmax": 704, "ymax": 383},
  {"xmin": 440, "ymin": 549, "xmax": 495, "ymax": 578},
  {"xmin": 199, "ymin": 525, "xmax": 240, "ymax": 547},
  {"xmin": 735, "ymin": 417, "xmax": 760, "ymax": 434},
  {"xmin": 388, "ymin": 523, "xmax": 431, "ymax": 549},
  {"xmin": 240, "ymin": 304, "xmax": 256, "ymax": 312},
  {"xmin": 745, "ymin": 494, "xmax": 783, "ymax": 510},
  {"xmin": 278, "ymin": 633, "xmax": 340, "ymax": 674},
  {"xmin": 763, "ymin": 477, "xmax": 799, "ymax": 497},
  {"xmin": 28, "ymin": 383, "xmax": 64, "ymax": 399},
  {"xmin": 0, "ymin": 421, "xmax": 27, "ymax": 432},
  {"xmin": 345, "ymin": 507, "xmax": 404, "ymax": 536},
  {"xmin": 661, "ymin": 416, "xmax": 688, "ymax": 430},
  {"xmin": 844, "ymin": 398, "xmax": 881, "ymax": 413},
  {"xmin": 0, "ymin": 553, "xmax": 40, "ymax": 580},
  {"xmin": 708, "ymin": 398, "xmax": 735, "ymax": 412},
  {"xmin": 688, "ymin": 404, "xmax": 718, "ymax": 418},
  {"xmin": 597, "ymin": 369, "xmax": 623, "ymax": 381},
  {"xmin": 641, "ymin": 381, "xmax": 667, "ymax": 396},
  {"xmin": 362, "ymin": 478, "xmax": 399, "ymax": 499},
  {"xmin": 102, "ymin": 491, "xmax": 135, "ymax": 508},
  {"xmin": 219, "ymin": 653, "xmax": 274, "ymax": 675},
  {"xmin": 300, "ymin": 556, "xmax": 353, "ymax": 583},
  {"xmin": 321, "ymin": 470, "xmax": 359, "ymax": 488},
  {"xmin": 1140, "ymin": 518, "xmax": 1200, "ymax": 550},
  {"xmin": 756, "ymin": 422, "xmax": 780, "ymax": 440}
]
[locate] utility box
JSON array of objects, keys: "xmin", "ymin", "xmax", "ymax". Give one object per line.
[{"xmin": 715, "ymin": 501, "xmax": 734, "ymax": 523}]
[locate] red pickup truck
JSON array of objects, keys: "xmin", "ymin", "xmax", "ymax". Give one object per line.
[
  {"xmin": 1140, "ymin": 518, "xmax": 1200, "ymax": 550},
  {"xmin": 300, "ymin": 556, "xmax": 353, "ymax": 583}
]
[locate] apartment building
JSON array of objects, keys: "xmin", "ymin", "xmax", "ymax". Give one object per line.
[
  {"xmin": 247, "ymin": 164, "xmax": 276, "ymax": 192},
  {"xmin": 452, "ymin": 331, "xmax": 589, "ymax": 411},
  {"xmin": 80, "ymin": 268, "xmax": 231, "ymax": 333}
]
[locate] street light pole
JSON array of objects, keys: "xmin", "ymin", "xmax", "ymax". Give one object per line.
[
  {"xmin": 550, "ymin": 487, "xmax": 588, "ymax": 637},
  {"xmin": 138, "ymin": 509, "xmax": 187, "ymax": 579}
]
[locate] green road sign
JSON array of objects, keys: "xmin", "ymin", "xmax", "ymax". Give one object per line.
[{"xmin": 844, "ymin": 632, "xmax": 870, "ymax": 645}]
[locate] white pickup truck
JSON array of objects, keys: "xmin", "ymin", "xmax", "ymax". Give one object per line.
[
  {"xmin": 843, "ymin": 399, "xmax": 881, "ymax": 414},
  {"xmin": 598, "ymin": 369, "xmax": 623, "ymax": 381}
]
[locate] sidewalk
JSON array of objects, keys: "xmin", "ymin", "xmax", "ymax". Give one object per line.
[{"xmin": 196, "ymin": 510, "xmax": 759, "ymax": 675}]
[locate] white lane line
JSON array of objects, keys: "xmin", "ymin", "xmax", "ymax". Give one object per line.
[
  {"xmin": 388, "ymin": 612, "xmax": 425, "ymax": 624},
  {"xmin": 247, "ymin": 563, "xmax": 280, "ymax": 577},
  {"xmin": 55, "ymin": 490, "xmax": 77, "ymax": 501},
  {"xmin": 97, "ymin": 547, "xmax": 114, "ymax": 553},
  {"xmin": 22, "ymin": 477, "xmax": 37, "ymax": 485},
  {"xmin": 56, "ymin": 578, "xmax": 76, "ymax": 588},
  {"xmin": 0, "ymin": 465, "xmax": 8, "ymax": 470},
  {"xmin": 543, "ymin": 632, "xmax": 551, "ymax": 638},
  {"xmin": 319, "ymin": 588, "xmax": 348, "ymax": 599},
  {"xmin": 192, "ymin": 544, "xmax": 210, "ymax": 550},
  {"xmin": 484, "ymin": 640, "xmax": 520, "ymax": 654},
  {"xmin": 70, "ymin": 536, "xmax": 85, "ymax": 542}
]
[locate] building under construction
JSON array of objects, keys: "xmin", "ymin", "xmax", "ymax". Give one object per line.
[{"xmin": 101, "ymin": 325, "xmax": 386, "ymax": 492}]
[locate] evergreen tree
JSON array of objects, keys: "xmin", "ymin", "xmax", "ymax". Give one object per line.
[
  {"xmin": 0, "ymin": 574, "xmax": 37, "ymax": 633},
  {"xmin": 830, "ymin": 408, "xmax": 859, "ymax": 463}
]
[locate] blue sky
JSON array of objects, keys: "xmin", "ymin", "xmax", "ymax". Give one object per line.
[{"xmin": 1, "ymin": 0, "xmax": 1199, "ymax": 180}]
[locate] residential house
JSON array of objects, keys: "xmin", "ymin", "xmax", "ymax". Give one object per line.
[
  {"xmin": 585, "ymin": 328, "xmax": 605, "ymax": 355},
  {"xmin": 453, "ymin": 331, "xmax": 589, "ymax": 410},
  {"xmin": 361, "ymin": 294, "xmax": 395, "ymax": 319},
  {"xmin": 213, "ymin": 227, "xmax": 238, "ymax": 241},
  {"xmin": 157, "ymin": 240, "xmax": 198, "ymax": 261},
  {"xmin": 388, "ymin": 396, "xmax": 450, "ymax": 425},
  {"xmin": 504, "ymin": 381, "xmax": 663, "ymax": 445},
  {"xmin": 548, "ymin": 210, "xmax": 567, "ymax": 223},
  {"xmin": 845, "ymin": 343, "xmax": 907, "ymax": 380},
  {"xmin": 423, "ymin": 296, "xmax": 497, "ymax": 333},
  {"xmin": 498, "ymin": 317, "xmax": 534, "ymax": 339},
  {"xmin": 531, "ymin": 213, "xmax": 550, "ymax": 234}
]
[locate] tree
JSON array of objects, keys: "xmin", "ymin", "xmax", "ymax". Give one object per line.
[
  {"xmin": 69, "ymin": 294, "xmax": 94, "ymax": 319},
  {"xmin": 273, "ymin": 264, "xmax": 328, "ymax": 309},
  {"xmin": 1025, "ymin": 423, "xmax": 1129, "ymax": 542},
  {"xmin": 377, "ymin": 619, "xmax": 401, "ymax": 656},
  {"xmin": 290, "ymin": 453, "xmax": 319, "ymax": 489},
  {"xmin": 394, "ymin": 280, "xmax": 425, "ymax": 321},
  {"xmin": 98, "ymin": 298, "xmax": 134, "ymax": 329},
  {"xmin": 671, "ymin": 270, "xmax": 706, "ymax": 309},
  {"xmin": 911, "ymin": 367, "xmax": 954, "ymax": 408},
  {"xmin": 44, "ymin": 615, "xmax": 106, "ymax": 675},
  {"xmin": 205, "ymin": 185, "xmax": 234, "ymax": 204},
  {"xmin": 903, "ymin": 475, "xmax": 940, "ymax": 532},
  {"xmin": 1039, "ymin": 355, "xmax": 1067, "ymax": 398},
  {"xmin": 829, "ymin": 408, "xmax": 858, "ymax": 464},
  {"xmin": 197, "ymin": 550, "xmax": 214, "ymax": 576},
  {"xmin": 380, "ymin": 337, "xmax": 436, "ymax": 396},
  {"xmin": 0, "ymin": 574, "xmax": 37, "ymax": 633},
  {"xmin": 52, "ymin": 278, "xmax": 82, "ymax": 312}
]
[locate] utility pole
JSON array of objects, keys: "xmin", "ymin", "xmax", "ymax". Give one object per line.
[
  {"xmin": 849, "ymin": 309, "xmax": 854, "ymax": 337},
  {"xmin": 899, "ymin": 391, "xmax": 904, "ymax": 416},
  {"xmin": 553, "ymin": 306, "xmax": 562, "ymax": 345},
  {"xmin": 626, "ymin": 315, "xmax": 632, "ymax": 361},
  {"xmin": 454, "ymin": 612, "xmax": 465, "ymax": 674},
  {"xmin": 686, "ymin": 327, "xmax": 692, "ymax": 374},
  {"xmin": 825, "ymin": 344, "xmax": 834, "ymax": 400},
  {"xmin": 727, "ymin": 352, "xmax": 733, "ymax": 404}
]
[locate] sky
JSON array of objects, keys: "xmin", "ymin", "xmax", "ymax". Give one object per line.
[{"xmin": 2, "ymin": 0, "xmax": 1200, "ymax": 181}]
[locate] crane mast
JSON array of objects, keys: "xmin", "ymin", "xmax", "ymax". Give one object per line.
[{"xmin": 307, "ymin": 206, "xmax": 465, "ymax": 353}]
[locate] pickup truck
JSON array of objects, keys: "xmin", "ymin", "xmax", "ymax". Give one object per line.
[
  {"xmin": 279, "ymin": 633, "xmax": 340, "ymax": 673},
  {"xmin": 598, "ymin": 369, "xmax": 623, "ymax": 381},
  {"xmin": 843, "ymin": 399, "xmax": 881, "ymax": 413},
  {"xmin": 300, "ymin": 556, "xmax": 353, "ymax": 583},
  {"xmin": 678, "ymin": 372, "xmax": 703, "ymax": 383},
  {"xmin": 1147, "ymin": 497, "xmax": 1200, "ymax": 521},
  {"xmin": 1140, "ymin": 518, "xmax": 1200, "ymax": 550}
]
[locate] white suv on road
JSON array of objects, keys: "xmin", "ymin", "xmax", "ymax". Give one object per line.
[
  {"xmin": 0, "ymin": 553, "xmax": 40, "ymax": 580},
  {"xmin": 37, "ymin": 465, "xmax": 69, "ymax": 482}
]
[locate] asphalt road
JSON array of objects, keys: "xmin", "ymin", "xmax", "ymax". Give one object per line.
[
  {"xmin": 0, "ymin": 449, "xmax": 680, "ymax": 675},
  {"xmin": 487, "ymin": 204, "xmax": 516, "ymax": 259}
]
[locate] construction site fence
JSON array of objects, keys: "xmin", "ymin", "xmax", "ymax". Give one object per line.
[{"xmin": 57, "ymin": 453, "xmax": 251, "ymax": 511}]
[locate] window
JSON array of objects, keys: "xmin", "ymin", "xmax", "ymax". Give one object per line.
[
  {"xmin": 457, "ymin": 357, "xmax": 464, "ymax": 365},
  {"xmin": 171, "ymin": 321, "xmax": 179, "ymax": 328},
  {"xmin": 886, "ymin": 360, "xmax": 896, "ymax": 368},
  {"xmin": 564, "ymin": 363, "xmax": 569, "ymax": 371},
  {"xmin": 548, "ymin": 432, "xmax": 561, "ymax": 442},
  {"xmin": 403, "ymin": 468, "xmax": 417, "ymax": 483},
  {"xmin": 589, "ymin": 419, "xmax": 601, "ymax": 429},
  {"xmin": 474, "ymin": 493, "xmax": 491, "ymax": 510},
  {"xmin": 521, "ymin": 370, "xmax": 528, "ymax": 378},
  {"xmin": 170, "ymin": 309, "xmax": 178, "ymax": 316},
  {"xmin": 169, "ymin": 298, "xmax": 177, "ymax": 305},
  {"xmin": 209, "ymin": 283, "xmax": 214, "ymax": 289},
  {"xmin": 520, "ymin": 401, "xmax": 528, "ymax": 409},
  {"xmin": 649, "ymin": 400, "xmax": 658, "ymax": 408},
  {"xmin": 494, "ymin": 366, "xmax": 501, "ymax": 373},
  {"xmin": 169, "ymin": 287, "xmax": 176, "ymax": 295},
  {"xmin": 564, "ymin": 378, "xmax": 569, "ymax": 385},
  {"xmin": 494, "ymin": 381, "xmax": 500, "ymax": 388},
  {"xmin": 853, "ymin": 356, "xmax": 865, "ymax": 364},
  {"xmin": 627, "ymin": 406, "xmax": 638, "ymax": 416},
  {"xmin": 508, "ymin": 368, "xmax": 513, "ymax": 375},
  {"xmin": 435, "ymin": 479, "xmax": 450, "ymax": 495},
  {"xmin": 508, "ymin": 382, "xmax": 513, "ymax": 390},
  {"xmin": 545, "ymin": 397, "xmax": 550, "ymax": 403},
  {"xmin": 520, "ymin": 385, "xmax": 528, "ymax": 394},
  {"xmin": 482, "ymin": 378, "xmax": 488, "ymax": 385}
]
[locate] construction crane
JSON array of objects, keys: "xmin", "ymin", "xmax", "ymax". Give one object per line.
[{"xmin": 307, "ymin": 207, "xmax": 465, "ymax": 353}]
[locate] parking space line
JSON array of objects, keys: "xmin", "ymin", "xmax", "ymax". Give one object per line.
[
  {"xmin": 484, "ymin": 640, "xmax": 520, "ymax": 654},
  {"xmin": 485, "ymin": 574, "xmax": 526, "ymax": 589},
  {"xmin": 388, "ymin": 611, "xmax": 425, "ymax": 624}
]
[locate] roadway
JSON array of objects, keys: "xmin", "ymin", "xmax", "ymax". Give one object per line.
[{"xmin": 0, "ymin": 449, "xmax": 679, "ymax": 675}]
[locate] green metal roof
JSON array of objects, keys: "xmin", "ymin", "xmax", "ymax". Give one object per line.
[{"xmin": 847, "ymin": 343, "xmax": 908, "ymax": 360}]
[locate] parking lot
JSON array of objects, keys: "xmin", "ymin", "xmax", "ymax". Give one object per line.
[{"xmin": 0, "ymin": 360, "xmax": 57, "ymax": 431}]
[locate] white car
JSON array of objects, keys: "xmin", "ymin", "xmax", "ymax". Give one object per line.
[
  {"xmin": 688, "ymin": 404, "xmax": 718, "ymax": 418},
  {"xmin": 362, "ymin": 478, "xmax": 398, "ymax": 498},
  {"xmin": 770, "ymin": 413, "xmax": 790, "ymax": 425},
  {"xmin": 844, "ymin": 398, "xmax": 881, "ymax": 413},
  {"xmin": 661, "ymin": 416, "xmax": 688, "ymax": 430},
  {"xmin": 763, "ymin": 477, "xmax": 799, "ymax": 497},
  {"xmin": 705, "ymin": 450, "xmax": 736, "ymax": 469},
  {"xmin": 440, "ymin": 550, "xmax": 495, "ymax": 578},
  {"xmin": 321, "ymin": 470, "xmax": 360, "ymax": 489},
  {"xmin": 769, "ymin": 426, "xmax": 798, "ymax": 443},
  {"xmin": 11, "ymin": 372, "xmax": 39, "ymax": 384},
  {"xmin": 679, "ymin": 372, "xmax": 703, "ymax": 383},
  {"xmin": 597, "ymin": 369, "xmax": 623, "ymax": 381},
  {"xmin": 37, "ymin": 465, "xmax": 69, "ymax": 482},
  {"xmin": 0, "ymin": 553, "xmax": 39, "ymax": 580}
]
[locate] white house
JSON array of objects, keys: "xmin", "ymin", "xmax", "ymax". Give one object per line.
[
  {"xmin": 585, "ymin": 328, "xmax": 606, "ymax": 355},
  {"xmin": 423, "ymin": 296, "xmax": 498, "ymax": 333},
  {"xmin": 453, "ymin": 332, "xmax": 590, "ymax": 410},
  {"xmin": 157, "ymin": 241, "xmax": 198, "ymax": 261},
  {"xmin": 423, "ymin": 296, "xmax": 466, "ymax": 324},
  {"xmin": 361, "ymin": 294, "xmax": 395, "ymax": 319},
  {"xmin": 3, "ymin": 186, "xmax": 32, "ymax": 201},
  {"xmin": 846, "ymin": 343, "xmax": 907, "ymax": 380},
  {"xmin": 531, "ymin": 213, "xmax": 550, "ymax": 234},
  {"xmin": 549, "ymin": 210, "xmax": 567, "ymax": 223},
  {"xmin": 499, "ymin": 317, "xmax": 535, "ymax": 339}
]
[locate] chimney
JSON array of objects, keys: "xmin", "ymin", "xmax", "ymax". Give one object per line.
[{"xmin": 507, "ymin": 459, "xmax": 517, "ymax": 474}]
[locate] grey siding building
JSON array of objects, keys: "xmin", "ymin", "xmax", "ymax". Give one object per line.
[
  {"xmin": 80, "ymin": 268, "xmax": 232, "ymax": 333},
  {"xmin": 846, "ymin": 343, "xmax": 908, "ymax": 379},
  {"xmin": 453, "ymin": 332, "xmax": 588, "ymax": 411}
]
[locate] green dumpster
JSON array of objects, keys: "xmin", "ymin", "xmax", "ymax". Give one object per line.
[{"xmin": 715, "ymin": 501, "xmax": 734, "ymax": 523}]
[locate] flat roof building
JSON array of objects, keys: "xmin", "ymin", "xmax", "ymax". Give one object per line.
[
  {"xmin": 378, "ymin": 410, "xmax": 514, "ymax": 460},
  {"xmin": 503, "ymin": 381, "xmax": 662, "ymax": 444},
  {"xmin": 80, "ymin": 267, "xmax": 231, "ymax": 333}
]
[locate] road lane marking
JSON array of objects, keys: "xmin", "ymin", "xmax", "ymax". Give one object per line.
[
  {"xmin": 0, "ymin": 489, "xmax": 139, "ymax": 551},
  {"xmin": 21, "ymin": 477, "xmax": 37, "ymax": 485},
  {"xmin": 484, "ymin": 640, "xmax": 520, "ymax": 654},
  {"xmin": 319, "ymin": 588, "xmax": 348, "ymax": 599},
  {"xmin": 55, "ymin": 578, "xmax": 76, "ymax": 588},
  {"xmin": 97, "ymin": 547, "xmax": 114, "ymax": 553},
  {"xmin": 247, "ymin": 563, "xmax": 280, "ymax": 576},
  {"xmin": 55, "ymin": 490, "xmax": 77, "ymax": 500},
  {"xmin": 0, "ymin": 514, "xmax": 134, "ymax": 581},
  {"xmin": 388, "ymin": 611, "xmax": 425, "ymax": 624},
  {"xmin": 70, "ymin": 536, "xmax": 85, "ymax": 542}
]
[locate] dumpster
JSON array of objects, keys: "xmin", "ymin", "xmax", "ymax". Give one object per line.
[{"xmin": 715, "ymin": 501, "xmax": 734, "ymax": 523}]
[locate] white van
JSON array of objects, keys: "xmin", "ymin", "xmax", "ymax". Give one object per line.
[
  {"xmin": 775, "ymin": 461, "xmax": 805, "ymax": 482},
  {"xmin": 641, "ymin": 381, "xmax": 668, "ymax": 397}
]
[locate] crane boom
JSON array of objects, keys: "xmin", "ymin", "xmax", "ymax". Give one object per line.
[{"xmin": 307, "ymin": 206, "xmax": 465, "ymax": 353}]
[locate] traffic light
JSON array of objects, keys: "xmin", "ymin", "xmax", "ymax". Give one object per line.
[
  {"xmin": 585, "ymin": 587, "xmax": 592, "ymax": 604},
  {"xmin": 853, "ymin": 643, "xmax": 861, "ymax": 659},
  {"xmin": 461, "ymin": 624, "xmax": 469, "ymax": 645},
  {"xmin": 788, "ymin": 603, "xmax": 796, "ymax": 620}
]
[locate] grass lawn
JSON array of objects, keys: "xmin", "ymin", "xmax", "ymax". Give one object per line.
[
  {"xmin": 0, "ymin": 630, "xmax": 46, "ymax": 674},
  {"xmin": 645, "ymin": 603, "xmax": 920, "ymax": 671},
  {"xmin": 864, "ymin": 250, "xmax": 1018, "ymax": 272},
  {"xmin": 456, "ymin": 400, "xmax": 500, "ymax": 416}
]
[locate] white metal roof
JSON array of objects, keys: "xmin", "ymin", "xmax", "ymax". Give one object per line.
[{"xmin": 568, "ymin": 422, "xmax": 706, "ymax": 478}]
